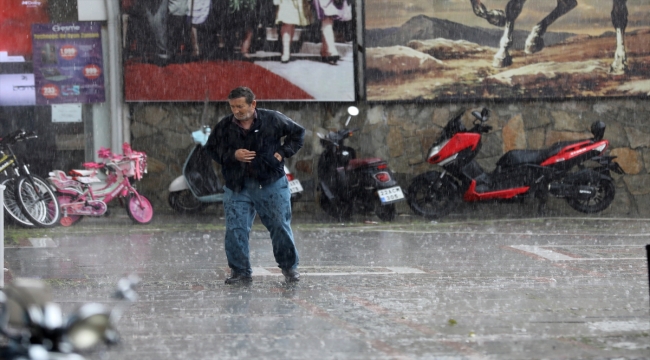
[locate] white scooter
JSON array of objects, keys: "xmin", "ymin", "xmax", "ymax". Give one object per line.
[{"xmin": 168, "ymin": 126, "xmax": 304, "ymax": 214}]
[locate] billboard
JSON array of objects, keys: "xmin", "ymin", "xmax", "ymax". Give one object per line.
[
  {"xmin": 0, "ymin": 74, "xmax": 36, "ymax": 106},
  {"xmin": 0, "ymin": 0, "xmax": 49, "ymax": 58},
  {"xmin": 0, "ymin": 0, "xmax": 49, "ymax": 106},
  {"xmin": 32, "ymin": 22, "xmax": 105, "ymax": 104},
  {"xmin": 122, "ymin": 0, "xmax": 356, "ymax": 101},
  {"xmin": 364, "ymin": 0, "xmax": 650, "ymax": 101}
]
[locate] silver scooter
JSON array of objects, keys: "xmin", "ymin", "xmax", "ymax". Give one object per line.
[{"xmin": 168, "ymin": 126, "xmax": 303, "ymax": 214}]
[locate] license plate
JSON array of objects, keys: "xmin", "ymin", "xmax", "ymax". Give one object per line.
[
  {"xmin": 288, "ymin": 179, "xmax": 303, "ymax": 194},
  {"xmin": 377, "ymin": 186, "xmax": 405, "ymax": 204}
]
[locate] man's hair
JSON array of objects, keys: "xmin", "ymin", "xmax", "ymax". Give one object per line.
[{"xmin": 228, "ymin": 87, "xmax": 255, "ymax": 104}]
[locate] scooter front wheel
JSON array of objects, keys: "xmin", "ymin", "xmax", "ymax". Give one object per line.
[
  {"xmin": 318, "ymin": 190, "xmax": 352, "ymax": 222},
  {"xmin": 407, "ymin": 172, "xmax": 458, "ymax": 220},
  {"xmin": 168, "ymin": 190, "xmax": 208, "ymax": 214},
  {"xmin": 125, "ymin": 194, "xmax": 154, "ymax": 224}
]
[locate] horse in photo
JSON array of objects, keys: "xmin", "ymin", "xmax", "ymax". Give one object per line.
[{"xmin": 469, "ymin": 0, "xmax": 629, "ymax": 74}]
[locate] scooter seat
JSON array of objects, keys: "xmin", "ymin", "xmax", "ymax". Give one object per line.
[
  {"xmin": 496, "ymin": 141, "xmax": 578, "ymax": 169},
  {"xmin": 346, "ymin": 158, "xmax": 383, "ymax": 170}
]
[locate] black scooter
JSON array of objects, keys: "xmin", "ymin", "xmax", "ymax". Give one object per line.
[{"xmin": 316, "ymin": 106, "xmax": 405, "ymax": 222}]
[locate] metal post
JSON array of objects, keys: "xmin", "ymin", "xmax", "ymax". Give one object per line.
[
  {"xmin": 0, "ymin": 184, "xmax": 4, "ymax": 288},
  {"xmin": 646, "ymin": 244, "xmax": 649, "ymax": 313},
  {"xmin": 105, "ymin": 0, "xmax": 125, "ymax": 152}
]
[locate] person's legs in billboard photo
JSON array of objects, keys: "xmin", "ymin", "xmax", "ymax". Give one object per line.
[
  {"xmin": 313, "ymin": 0, "xmax": 351, "ymax": 65},
  {"xmin": 224, "ymin": 0, "xmax": 257, "ymax": 59},
  {"xmin": 168, "ymin": 0, "xmax": 192, "ymax": 62},
  {"xmin": 141, "ymin": 0, "xmax": 170, "ymax": 65},
  {"xmin": 274, "ymin": 0, "xmax": 311, "ymax": 63},
  {"xmin": 186, "ymin": 0, "xmax": 211, "ymax": 59}
]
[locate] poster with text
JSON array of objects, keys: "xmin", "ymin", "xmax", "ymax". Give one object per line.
[
  {"xmin": 364, "ymin": 0, "xmax": 650, "ymax": 101},
  {"xmin": 121, "ymin": 0, "xmax": 356, "ymax": 101},
  {"xmin": 32, "ymin": 22, "xmax": 105, "ymax": 105}
]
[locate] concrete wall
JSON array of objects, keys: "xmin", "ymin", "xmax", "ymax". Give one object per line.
[{"xmin": 129, "ymin": 98, "xmax": 650, "ymax": 219}]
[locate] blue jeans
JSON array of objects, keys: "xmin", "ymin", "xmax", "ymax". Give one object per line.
[{"xmin": 223, "ymin": 176, "xmax": 298, "ymax": 276}]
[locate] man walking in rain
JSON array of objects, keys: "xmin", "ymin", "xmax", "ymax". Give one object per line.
[{"xmin": 205, "ymin": 87, "xmax": 305, "ymax": 284}]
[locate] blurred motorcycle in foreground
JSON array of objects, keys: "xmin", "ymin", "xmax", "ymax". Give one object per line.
[{"xmin": 0, "ymin": 276, "xmax": 139, "ymax": 360}]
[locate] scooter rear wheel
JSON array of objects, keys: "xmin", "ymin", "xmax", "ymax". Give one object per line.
[
  {"xmin": 407, "ymin": 172, "xmax": 458, "ymax": 220},
  {"xmin": 168, "ymin": 190, "xmax": 209, "ymax": 214},
  {"xmin": 566, "ymin": 178, "xmax": 615, "ymax": 213},
  {"xmin": 374, "ymin": 200, "xmax": 396, "ymax": 222}
]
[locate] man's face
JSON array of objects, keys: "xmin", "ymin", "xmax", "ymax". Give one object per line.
[{"xmin": 229, "ymin": 97, "xmax": 256, "ymax": 121}]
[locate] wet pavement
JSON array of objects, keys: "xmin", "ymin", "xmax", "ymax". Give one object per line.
[{"xmin": 3, "ymin": 210, "xmax": 650, "ymax": 359}]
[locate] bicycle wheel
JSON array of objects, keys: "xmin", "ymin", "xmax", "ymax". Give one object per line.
[
  {"xmin": 1, "ymin": 177, "xmax": 34, "ymax": 227},
  {"xmin": 125, "ymin": 193, "xmax": 154, "ymax": 224},
  {"xmin": 57, "ymin": 194, "xmax": 83, "ymax": 226},
  {"xmin": 15, "ymin": 175, "xmax": 61, "ymax": 228}
]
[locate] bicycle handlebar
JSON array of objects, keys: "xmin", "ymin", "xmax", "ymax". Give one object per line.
[{"xmin": 0, "ymin": 129, "xmax": 38, "ymax": 146}]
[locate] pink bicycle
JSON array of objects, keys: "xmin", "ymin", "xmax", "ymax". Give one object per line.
[{"xmin": 48, "ymin": 143, "xmax": 154, "ymax": 226}]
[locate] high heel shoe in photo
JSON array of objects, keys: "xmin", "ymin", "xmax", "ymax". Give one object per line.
[{"xmin": 321, "ymin": 55, "xmax": 340, "ymax": 65}]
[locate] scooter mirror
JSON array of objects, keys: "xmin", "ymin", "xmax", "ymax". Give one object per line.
[
  {"xmin": 344, "ymin": 107, "xmax": 358, "ymax": 127},
  {"xmin": 480, "ymin": 108, "xmax": 490, "ymax": 121}
]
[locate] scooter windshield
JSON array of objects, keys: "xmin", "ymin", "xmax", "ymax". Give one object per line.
[{"xmin": 435, "ymin": 108, "xmax": 467, "ymax": 145}]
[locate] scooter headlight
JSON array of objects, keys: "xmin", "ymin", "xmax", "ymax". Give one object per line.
[
  {"xmin": 428, "ymin": 140, "xmax": 450, "ymax": 160},
  {"xmin": 65, "ymin": 303, "xmax": 111, "ymax": 351}
]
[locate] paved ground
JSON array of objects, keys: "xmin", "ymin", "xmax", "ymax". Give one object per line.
[{"xmin": 3, "ymin": 211, "xmax": 650, "ymax": 359}]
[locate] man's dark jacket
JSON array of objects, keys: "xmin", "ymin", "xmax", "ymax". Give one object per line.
[{"xmin": 204, "ymin": 108, "xmax": 305, "ymax": 192}]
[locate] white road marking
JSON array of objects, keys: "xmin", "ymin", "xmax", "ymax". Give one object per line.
[
  {"xmin": 28, "ymin": 238, "xmax": 57, "ymax": 248},
  {"xmin": 386, "ymin": 267, "xmax": 426, "ymax": 274},
  {"xmin": 588, "ymin": 320, "xmax": 650, "ymax": 332},
  {"xmin": 252, "ymin": 267, "xmax": 274, "ymax": 276},
  {"xmin": 510, "ymin": 244, "xmax": 646, "ymax": 261},
  {"xmin": 510, "ymin": 245, "xmax": 577, "ymax": 261},
  {"xmin": 251, "ymin": 266, "xmax": 425, "ymax": 277}
]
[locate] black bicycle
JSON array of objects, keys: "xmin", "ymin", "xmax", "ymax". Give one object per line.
[{"xmin": 0, "ymin": 130, "xmax": 60, "ymax": 228}]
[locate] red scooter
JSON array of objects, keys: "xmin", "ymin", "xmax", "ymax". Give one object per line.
[{"xmin": 407, "ymin": 108, "xmax": 625, "ymax": 219}]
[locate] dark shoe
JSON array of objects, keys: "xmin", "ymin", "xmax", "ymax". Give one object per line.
[
  {"xmin": 321, "ymin": 55, "xmax": 340, "ymax": 65},
  {"xmin": 225, "ymin": 272, "xmax": 252, "ymax": 285},
  {"xmin": 281, "ymin": 268, "xmax": 300, "ymax": 283},
  {"xmin": 151, "ymin": 56, "xmax": 169, "ymax": 67}
]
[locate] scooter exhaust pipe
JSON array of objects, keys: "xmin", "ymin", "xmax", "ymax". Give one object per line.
[{"xmin": 549, "ymin": 183, "xmax": 595, "ymax": 200}]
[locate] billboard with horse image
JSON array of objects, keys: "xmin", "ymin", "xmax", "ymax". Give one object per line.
[{"xmin": 364, "ymin": 0, "xmax": 650, "ymax": 101}]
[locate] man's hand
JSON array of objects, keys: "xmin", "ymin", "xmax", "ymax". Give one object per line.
[
  {"xmin": 235, "ymin": 149, "xmax": 256, "ymax": 163},
  {"xmin": 274, "ymin": 152, "xmax": 283, "ymax": 162}
]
